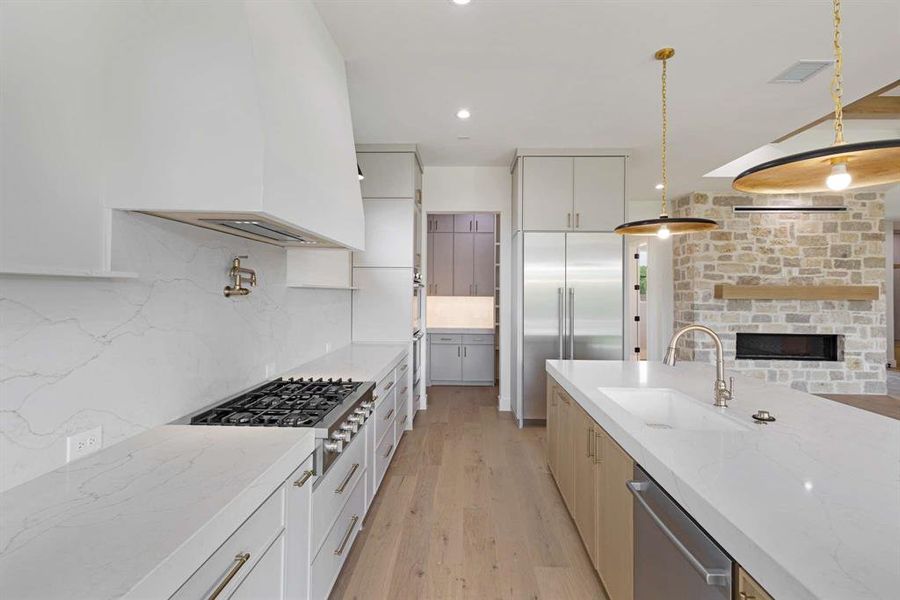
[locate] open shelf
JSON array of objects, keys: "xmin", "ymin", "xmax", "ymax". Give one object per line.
[
  {"xmin": 713, "ymin": 284, "xmax": 879, "ymax": 301},
  {"xmin": 0, "ymin": 267, "xmax": 139, "ymax": 279}
]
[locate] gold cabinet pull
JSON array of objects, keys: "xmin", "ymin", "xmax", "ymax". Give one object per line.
[
  {"xmin": 335, "ymin": 463, "xmax": 360, "ymax": 494},
  {"xmin": 207, "ymin": 553, "xmax": 250, "ymax": 600},
  {"xmin": 334, "ymin": 515, "xmax": 360, "ymax": 556},
  {"xmin": 384, "ymin": 408, "xmax": 394, "ymax": 421},
  {"xmin": 594, "ymin": 431, "xmax": 603, "ymax": 464},
  {"xmin": 383, "ymin": 443, "xmax": 394, "ymax": 459},
  {"xmin": 586, "ymin": 427, "xmax": 592, "ymax": 457},
  {"xmin": 293, "ymin": 469, "xmax": 315, "ymax": 488}
]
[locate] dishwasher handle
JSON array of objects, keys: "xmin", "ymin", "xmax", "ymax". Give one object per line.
[{"xmin": 626, "ymin": 480, "xmax": 731, "ymax": 588}]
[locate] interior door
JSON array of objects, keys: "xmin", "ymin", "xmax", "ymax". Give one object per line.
[
  {"xmin": 566, "ymin": 233, "xmax": 624, "ymax": 360},
  {"xmin": 522, "ymin": 232, "xmax": 566, "ymax": 420}
]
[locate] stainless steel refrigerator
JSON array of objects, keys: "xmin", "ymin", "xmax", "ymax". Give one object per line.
[{"xmin": 513, "ymin": 232, "xmax": 624, "ymax": 424}]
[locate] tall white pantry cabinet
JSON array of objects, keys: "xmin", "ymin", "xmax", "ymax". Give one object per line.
[{"xmin": 352, "ymin": 145, "xmax": 424, "ymax": 417}]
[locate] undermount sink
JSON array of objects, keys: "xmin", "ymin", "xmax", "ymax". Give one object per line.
[{"xmin": 597, "ymin": 388, "xmax": 749, "ymax": 432}]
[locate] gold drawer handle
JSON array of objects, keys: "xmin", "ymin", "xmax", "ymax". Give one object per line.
[
  {"xmin": 383, "ymin": 381, "xmax": 395, "ymax": 393},
  {"xmin": 207, "ymin": 553, "xmax": 250, "ymax": 600},
  {"xmin": 335, "ymin": 463, "xmax": 360, "ymax": 494},
  {"xmin": 383, "ymin": 443, "xmax": 394, "ymax": 459},
  {"xmin": 384, "ymin": 408, "xmax": 394, "ymax": 421},
  {"xmin": 334, "ymin": 515, "xmax": 359, "ymax": 556},
  {"xmin": 400, "ymin": 386, "xmax": 408, "ymax": 395},
  {"xmin": 293, "ymin": 469, "xmax": 314, "ymax": 488},
  {"xmin": 399, "ymin": 363, "xmax": 408, "ymax": 372}
]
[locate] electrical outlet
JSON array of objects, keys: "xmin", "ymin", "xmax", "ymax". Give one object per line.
[
  {"xmin": 66, "ymin": 426, "xmax": 102, "ymax": 463},
  {"xmin": 325, "ymin": 342, "xmax": 332, "ymax": 353}
]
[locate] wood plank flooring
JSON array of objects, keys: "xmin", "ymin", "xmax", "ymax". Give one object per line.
[{"xmin": 330, "ymin": 385, "xmax": 607, "ymax": 600}]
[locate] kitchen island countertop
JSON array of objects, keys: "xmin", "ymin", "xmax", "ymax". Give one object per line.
[{"xmin": 548, "ymin": 359, "xmax": 900, "ymax": 600}]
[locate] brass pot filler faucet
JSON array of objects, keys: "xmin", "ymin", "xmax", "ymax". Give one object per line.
[{"xmin": 224, "ymin": 256, "xmax": 257, "ymax": 297}]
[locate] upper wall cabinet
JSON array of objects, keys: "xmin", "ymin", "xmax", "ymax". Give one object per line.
[
  {"xmin": 514, "ymin": 154, "xmax": 626, "ymax": 233},
  {"xmin": 1, "ymin": 0, "xmax": 365, "ymax": 276},
  {"xmin": 357, "ymin": 152, "xmax": 421, "ymax": 200}
]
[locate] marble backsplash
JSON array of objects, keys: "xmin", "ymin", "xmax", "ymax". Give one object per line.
[{"xmin": 0, "ymin": 212, "xmax": 351, "ymax": 492}]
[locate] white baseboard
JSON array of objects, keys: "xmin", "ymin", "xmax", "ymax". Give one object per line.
[{"xmin": 498, "ymin": 394, "xmax": 511, "ymax": 412}]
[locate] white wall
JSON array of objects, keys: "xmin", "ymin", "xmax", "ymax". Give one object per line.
[
  {"xmin": 422, "ymin": 167, "xmax": 512, "ymax": 409},
  {"xmin": 0, "ymin": 212, "xmax": 351, "ymax": 492}
]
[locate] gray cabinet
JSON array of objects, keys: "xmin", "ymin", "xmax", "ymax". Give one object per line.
[
  {"xmin": 430, "ymin": 232, "xmax": 454, "ymax": 295},
  {"xmin": 473, "ymin": 233, "xmax": 494, "ymax": 296},
  {"xmin": 428, "ymin": 214, "xmax": 454, "ymax": 232},
  {"xmin": 474, "ymin": 213, "xmax": 494, "ymax": 233},
  {"xmin": 429, "ymin": 342, "xmax": 462, "ymax": 382},
  {"xmin": 453, "ymin": 233, "xmax": 474, "ymax": 295},
  {"xmin": 521, "ymin": 156, "xmax": 625, "ymax": 232},
  {"xmin": 429, "ymin": 333, "xmax": 494, "ymax": 385},
  {"xmin": 454, "ymin": 213, "xmax": 474, "ymax": 233},
  {"xmin": 462, "ymin": 343, "xmax": 494, "ymax": 382}
]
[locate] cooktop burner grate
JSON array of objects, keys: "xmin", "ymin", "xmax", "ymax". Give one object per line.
[{"xmin": 190, "ymin": 377, "xmax": 364, "ymax": 427}]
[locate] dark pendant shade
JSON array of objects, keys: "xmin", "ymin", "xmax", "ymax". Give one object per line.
[
  {"xmin": 732, "ymin": 138, "xmax": 900, "ymax": 194},
  {"xmin": 614, "ymin": 215, "xmax": 719, "ymax": 236}
]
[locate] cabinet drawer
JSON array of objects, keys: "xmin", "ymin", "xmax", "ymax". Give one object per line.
[
  {"xmin": 171, "ymin": 484, "xmax": 285, "ymax": 599},
  {"xmin": 430, "ymin": 334, "xmax": 461, "ymax": 344},
  {"xmin": 395, "ymin": 389, "xmax": 411, "ymax": 437},
  {"xmin": 310, "ymin": 473, "xmax": 366, "ymax": 600},
  {"xmin": 374, "ymin": 387, "xmax": 396, "ymax": 445},
  {"xmin": 374, "ymin": 420, "xmax": 397, "ymax": 491},
  {"xmin": 462, "ymin": 334, "xmax": 493, "ymax": 345},
  {"xmin": 395, "ymin": 356, "xmax": 410, "ymax": 380},
  {"xmin": 311, "ymin": 433, "xmax": 365, "ymax": 556},
  {"xmin": 374, "ymin": 369, "xmax": 396, "ymax": 400}
]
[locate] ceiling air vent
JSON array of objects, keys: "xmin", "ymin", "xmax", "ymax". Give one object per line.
[
  {"xmin": 200, "ymin": 219, "xmax": 314, "ymax": 243},
  {"xmin": 769, "ymin": 60, "xmax": 833, "ymax": 84},
  {"xmin": 732, "ymin": 206, "xmax": 847, "ymax": 214}
]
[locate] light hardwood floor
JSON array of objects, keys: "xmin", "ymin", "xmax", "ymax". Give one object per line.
[{"xmin": 330, "ymin": 385, "xmax": 607, "ymax": 600}]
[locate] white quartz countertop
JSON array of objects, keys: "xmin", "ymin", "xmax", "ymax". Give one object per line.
[
  {"xmin": 0, "ymin": 426, "xmax": 315, "ymax": 600},
  {"xmin": 0, "ymin": 342, "xmax": 408, "ymax": 600},
  {"xmin": 547, "ymin": 360, "xmax": 900, "ymax": 600},
  {"xmin": 427, "ymin": 327, "xmax": 493, "ymax": 335},
  {"xmin": 282, "ymin": 342, "xmax": 408, "ymax": 383}
]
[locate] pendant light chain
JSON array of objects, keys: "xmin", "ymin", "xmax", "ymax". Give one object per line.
[
  {"xmin": 660, "ymin": 55, "xmax": 669, "ymax": 217},
  {"xmin": 831, "ymin": 0, "xmax": 845, "ymax": 146}
]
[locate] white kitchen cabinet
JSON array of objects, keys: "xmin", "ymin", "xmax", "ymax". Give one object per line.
[
  {"xmin": 309, "ymin": 474, "xmax": 365, "ymax": 600},
  {"xmin": 230, "ymin": 534, "xmax": 286, "ymax": 600},
  {"xmin": 517, "ymin": 154, "xmax": 626, "ymax": 233},
  {"xmin": 429, "ymin": 342, "xmax": 463, "ymax": 382},
  {"xmin": 352, "ymin": 268, "xmax": 413, "ymax": 343},
  {"xmin": 357, "ymin": 152, "xmax": 417, "ymax": 199},
  {"xmin": 462, "ymin": 343, "xmax": 494, "ymax": 383},
  {"xmin": 573, "ymin": 157, "xmax": 625, "ymax": 231},
  {"xmin": 353, "ymin": 199, "xmax": 415, "ymax": 268},
  {"xmin": 285, "ymin": 456, "xmax": 315, "ymax": 600},
  {"xmin": 523, "ymin": 157, "xmax": 573, "ymax": 231}
]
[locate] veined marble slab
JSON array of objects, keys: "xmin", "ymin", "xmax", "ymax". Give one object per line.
[
  {"xmin": 547, "ymin": 360, "xmax": 900, "ymax": 600},
  {"xmin": 0, "ymin": 425, "xmax": 315, "ymax": 600}
]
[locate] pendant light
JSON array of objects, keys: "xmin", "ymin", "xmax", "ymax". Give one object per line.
[
  {"xmin": 615, "ymin": 48, "xmax": 719, "ymax": 237},
  {"xmin": 733, "ymin": 0, "xmax": 900, "ymax": 194}
]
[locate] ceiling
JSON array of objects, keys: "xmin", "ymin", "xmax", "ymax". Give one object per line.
[{"xmin": 314, "ymin": 0, "xmax": 900, "ymax": 203}]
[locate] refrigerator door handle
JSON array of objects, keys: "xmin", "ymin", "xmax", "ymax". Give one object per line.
[
  {"xmin": 568, "ymin": 288, "xmax": 575, "ymax": 359},
  {"xmin": 558, "ymin": 287, "xmax": 565, "ymax": 359}
]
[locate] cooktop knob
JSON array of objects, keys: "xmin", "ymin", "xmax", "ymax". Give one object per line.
[{"xmin": 324, "ymin": 439, "xmax": 342, "ymax": 453}]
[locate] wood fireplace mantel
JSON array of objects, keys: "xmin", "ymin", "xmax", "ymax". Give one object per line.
[{"xmin": 713, "ymin": 284, "xmax": 880, "ymax": 301}]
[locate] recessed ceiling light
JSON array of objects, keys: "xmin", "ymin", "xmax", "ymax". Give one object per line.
[
  {"xmin": 456, "ymin": 108, "xmax": 471, "ymax": 120},
  {"xmin": 452, "ymin": 0, "xmax": 471, "ymax": 5},
  {"xmin": 655, "ymin": 183, "xmax": 664, "ymax": 190}
]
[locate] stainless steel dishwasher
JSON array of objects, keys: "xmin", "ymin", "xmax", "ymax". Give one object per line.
[{"xmin": 628, "ymin": 466, "xmax": 733, "ymax": 600}]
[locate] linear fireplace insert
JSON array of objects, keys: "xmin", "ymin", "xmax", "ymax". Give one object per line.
[{"xmin": 735, "ymin": 333, "xmax": 843, "ymax": 361}]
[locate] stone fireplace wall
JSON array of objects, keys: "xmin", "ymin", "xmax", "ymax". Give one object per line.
[{"xmin": 672, "ymin": 191, "xmax": 886, "ymax": 394}]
